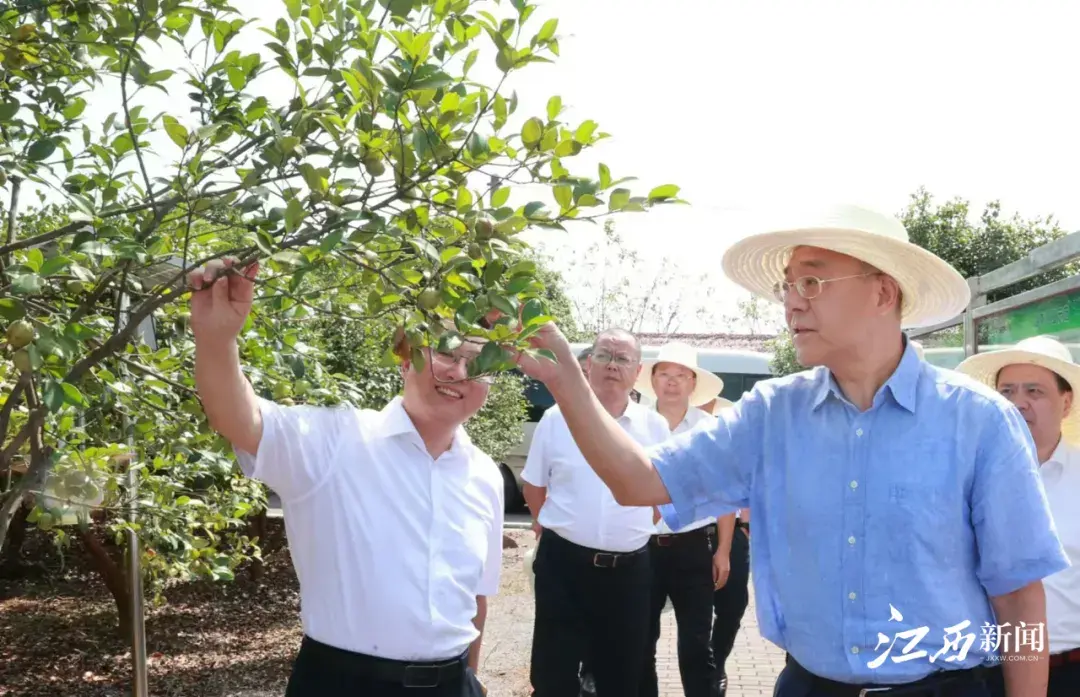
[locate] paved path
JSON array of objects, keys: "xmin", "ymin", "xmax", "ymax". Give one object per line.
[{"xmin": 656, "ymin": 583, "xmax": 786, "ymax": 697}]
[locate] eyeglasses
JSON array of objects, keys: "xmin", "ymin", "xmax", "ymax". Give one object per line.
[
  {"xmin": 655, "ymin": 371, "xmax": 694, "ymax": 383},
  {"xmin": 592, "ymin": 352, "xmax": 637, "ymax": 367},
  {"xmin": 772, "ymin": 272, "xmax": 876, "ymax": 302},
  {"xmin": 429, "ymin": 345, "xmax": 496, "ymax": 385}
]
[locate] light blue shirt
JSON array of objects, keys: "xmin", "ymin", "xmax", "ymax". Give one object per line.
[{"xmin": 652, "ymin": 340, "xmax": 1069, "ymax": 684}]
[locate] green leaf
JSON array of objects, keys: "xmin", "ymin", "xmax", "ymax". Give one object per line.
[
  {"xmin": 27, "ymin": 139, "xmax": 56, "ymax": 162},
  {"xmin": 275, "ymin": 17, "xmax": 290, "ymax": 42},
  {"xmin": 522, "ymin": 298, "xmax": 545, "ymax": 327},
  {"xmin": 491, "ymin": 187, "xmax": 510, "ymax": 208},
  {"xmin": 575, "ymin": 120, "xmax": 598, "ymax": 143},
  {"xmin": 409, "ymin": 238, "xmax": 439, "ymax": 264},
  {"xmin": 0, "ymin": 100, "xmax": 18, "ymax": 121},
  {"xmin": 599, "ymin": 163, "xmax": 612, "ymax": 190},
  {"xmin": 553, "ymin": 185, "xmax": 572, "ymax": 210},
  {"xmin": 61, "ymin": 383, "xmax": 86, "ymax": 406},
  {"xmin": 43, "ymin": 382, "xmax": 65, "ymax": 412},
  {"xmin": 609, "ymin": 188, "xmax": 631, "ymax": 211},
  {"xmin": 62, "ymin": 98, "xmax": 87, "ymax": 120},
  {"xmin": 521, "ymin": 117, "xmax": 542, "ymax": 149},
  {"xmin": 25, "ymin": 248, "xmax": 43, "ymax": 273},
  {"xmin": 285, "ymin": 198, "xmax": 305, "ymax": 234},
  {"xmin": 546, "ymin": 96, "xmax": 562, "ymax": 122},
  {"xmin": 488, "ymin": 292, "xmax": 518, "ymax": 317},
  {"xmin": 285, "ymin": 0, "xmax": 301, "ymax": 20},
  {"xmin": 162, "ymin": 115, "xmax": 189, "ymax": 149},
  {"xmin": 648, "ymin": 184, "xmax": 680, "ymax": 200},
  {"xmin": 537, "ymin": 18, "xmax": 558, "ymax": 41},
  {"xmin": 440, "ymin": 92, "xmax": 460, "ymax": 113},
  {"xmin": 77, "ymin": 242, "xmax": 114, "ymax": 257},
  {"xmin": 40, "ymin": 256, "xmax": 71, "ymax": 277},
  {"xmin": 309, "ymin": 0, "xmax": 324, "ymax": 27}
]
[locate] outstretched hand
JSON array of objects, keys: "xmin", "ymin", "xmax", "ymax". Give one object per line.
[
  {"xmin": 187, "ymin": 258, "xmax": 259, "ymax": 343},
  {"xmin": 512, "ymin": 321, "xmax": 577, "ymax": 388}
]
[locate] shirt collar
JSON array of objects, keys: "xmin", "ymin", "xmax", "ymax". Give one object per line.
[
  {"xmin": 381, "ymin": 396, "xmax": 472, "ymax": 454},
  {"xmin": 811, "ymin": 337, "xmax": 921, "ymax": 414}
]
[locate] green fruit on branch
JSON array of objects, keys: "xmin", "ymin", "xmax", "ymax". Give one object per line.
[
  {"xmin": 363, "ymin": 155, "xmax": 386, "ymax": 177},
  {"xmin": 417, "ymin": 289, "xmax": 441, "ymax": 310},
  {"xmin": 272, "ymin": 383, "xmax": 290, "ymax": 400},
  {"xmin": 474, "ymin": 218, "xmax": 494, "ymax": 240},
  {"xmin": 294, "ymin": 380, "xmax": 311, "ymax": 396},
  {"xmin": 65, "ymin": 279, "xmax": 88, "ymax": 295},
  {"xmin": 468, "ymin": 243, "xmax": 484, "ymax": 259},
  {"xmin": 280, "ymin": 398, "xmax": 296, "ymax": 407},
  {"xmin": 6, "ymin": 320, "xmax": 34, "ymax": 349},
  {"xmin": 12, "ymin": 349, "xmax": 32, "ymax": 373}
]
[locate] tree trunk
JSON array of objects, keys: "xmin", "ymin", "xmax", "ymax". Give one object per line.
[
  {"xmin": 247, "ymin": 508, "xmax": 269, "ymax": 584},
  {"xmin": 78, "ymin": 526, "xmax": 133, "ymax": 639},
  {"xmin": 0, "ymin": 502, "xmax": 31, "ymax": 578}
]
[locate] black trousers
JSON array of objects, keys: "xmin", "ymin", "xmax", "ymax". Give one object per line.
[
  {"xmin": 285, "ymin": 635, "xmax": 486, "ymax": 697},
  {"xmin": 530, "ymin": 529, "xmax": 652, "ymax": 697},
  {"xmin": 987, "ymin": 656, "xmax": 1080, "ymax": 697},
  {"xmin": 640, "ymin": 524, "xmax": 719, "ymax": 697},
  {"xmin": 712, "ymin": 525, "xmax": 750, "ymax": 691}
]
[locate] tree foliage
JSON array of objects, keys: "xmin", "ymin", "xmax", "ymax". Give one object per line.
[{"xmin": 0, "ymin": 0, "xmax": 681, "ymax": 627}]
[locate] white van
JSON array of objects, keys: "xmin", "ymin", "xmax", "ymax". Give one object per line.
[{"xmin": 496, "ymin": 344, "xmax": 775, "ymax": 511}]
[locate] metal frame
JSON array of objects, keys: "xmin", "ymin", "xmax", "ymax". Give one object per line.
[{"xmin": 907, "ymin": 230, "xmax": 1080, "ymax": 357}]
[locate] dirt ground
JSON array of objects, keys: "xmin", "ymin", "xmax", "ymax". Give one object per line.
[{"xmin": 0, "ymin": 523, "xmax": 538, "ymax": 697}]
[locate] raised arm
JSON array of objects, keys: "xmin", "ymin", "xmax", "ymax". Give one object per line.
[
  {"xmin": 189, "ymin": 259, "xmax": 264, "ymax": 455},
  {"xmin": 516, "ymin": 324, "xmax": 670, "ymax": 507}
]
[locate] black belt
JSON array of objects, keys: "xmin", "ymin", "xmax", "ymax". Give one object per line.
[
  {"xmin": 297, "ymin": 635, "xmax": 467, "ymax": 688},
  {"xmin": 651, "ymin": 523, "xmax": 717, "ymax": 547},
  {"xmin": 785, "ymin": 655, "xmax": 989, "ymax": 696},
  {"xmin": 544, "ymin": 529, "xmax": 648, "ymax": 568}
]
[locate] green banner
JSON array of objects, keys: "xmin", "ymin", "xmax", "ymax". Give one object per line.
[{"xmin": 977, "ymin": 289, "xmax": 1080, "ymax": 346}]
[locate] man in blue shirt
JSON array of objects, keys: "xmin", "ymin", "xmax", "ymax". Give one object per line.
[{"xmin": 515, "ymin": 204, "xmax": 1068, "ymax": 697}]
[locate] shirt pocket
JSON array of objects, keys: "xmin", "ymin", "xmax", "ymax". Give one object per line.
[{"xmin": 883, "ymin": 444, "xmax": 967, "ymax": 567}]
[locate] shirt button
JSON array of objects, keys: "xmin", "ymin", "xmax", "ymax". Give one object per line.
[
  {"xmin": 849, "ymin": 592, "xmax": 857, "ymax": 600},
  {"xmin": 848, "ymin": 536, "xmax": 856, "ymax": 545},
  {"xmin": 856, "ymin": 428, "xmax": 864, "ymax": 437},
  {"xmin": 851, "ymin": 646, "xmax": 860, "ymax": 654},
  {"xmin": 850, "ymin": 480, "xmax": 858, "ymax": 489}
]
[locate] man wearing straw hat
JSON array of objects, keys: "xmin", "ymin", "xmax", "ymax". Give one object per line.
[
  {"xmin": 513, "ymin": 203, "xmax": 1068, "ymax": 697},
  {"xmin": 634, "ymin": 342, "xmax": 731, "ymax": 697},
  {"xmin": 957, "ymin": 336, "xmax": 1080, "ymax": 696}
]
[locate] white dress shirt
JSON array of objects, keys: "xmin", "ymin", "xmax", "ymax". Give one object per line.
[
  {"xmin": 522, "ymin": 400, "xmax": 671, "ymax": 552},
  {"xmin": 1040, "ymin": 439, "xmax": 1080, "ymax": 654},
  {"xmin": 654, "ymin": 406, "xmax": 718, "ymax": 534},
  {"xmin": 235, "ymin": 396, "xmax": 504, "ymax": 662}
]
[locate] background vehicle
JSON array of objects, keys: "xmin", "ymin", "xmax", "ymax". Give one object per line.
[{"xmin": 498, "ymin": 343, "xmax": 775, "ymax": 512}]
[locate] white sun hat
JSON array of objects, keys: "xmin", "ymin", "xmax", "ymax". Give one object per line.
[
  {"xmin": 720, "ymin": 204, "xmax": 971, "ymax": 329},
  {"xmin": 635, "ymin": 342, "xmax": 725, "ymax": 407},
  {"xmin": 710, "ymin": 397, "xmax": 735, "ymax": 414},
  {"xmin": 955, "ymin": 336, "xmax": 1080, "ymax": 445}
]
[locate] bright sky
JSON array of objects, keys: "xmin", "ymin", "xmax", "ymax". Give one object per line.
[{"xmin": 56, "ymin": 0, "xmax": 1080, "ymax": 332}]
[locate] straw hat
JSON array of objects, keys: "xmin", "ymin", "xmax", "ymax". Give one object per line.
[
  {"xmin": 720, "ymin": 204, "xmax": 971, "ymax": 329},
  {"xmin": 954, "ymin": 336, "xmax": 1080, "ymax": 445},
  {"xmin": 710, "ymin": 397, "xmax": 734, "ymax": 414},
  {"xmin": 635, "ymin": 342, "xmax": 725, "ymax": 407}
]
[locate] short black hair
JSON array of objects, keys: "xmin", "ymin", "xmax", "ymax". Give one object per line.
[{"xmin": 577, "ymin": 346, "xmax": 593, "ymax": 362}]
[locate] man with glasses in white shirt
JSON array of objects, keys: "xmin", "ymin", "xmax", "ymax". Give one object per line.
[
  {"xmin": 187, "ymin": 259, "xmax": 500, "ymax": 696},
  {"xmin": 958, "ymin": 336, "xmax": 1080, "ymax": 697},
  {"xmin": 522, "ymin": 328, "xmax": 671, "ymax": 697}
]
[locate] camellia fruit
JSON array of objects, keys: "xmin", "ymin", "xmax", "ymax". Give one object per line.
[
  {"xmin": 417, "ymin": 289, "xmax": 441, "ymax": 310},
  {"xmin": 6, "ymin": 320, "xmax": 34, "ymax": 349},
  {"xmin": 474, "ymin": 218, "xmax": 494, "ymax": 239},
  {"xmin": 12, "ymin": 349, "xmax": 31, "ymax": 373}
]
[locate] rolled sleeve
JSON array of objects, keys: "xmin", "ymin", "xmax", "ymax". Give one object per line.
[
  {"xmin": 650, "ymin": 394, "xmax": 762, "ymax": 532},
  {"xmin": 972, "ymin": 402, "xmax": 1070, "ymax": 597},
  {"xmin": 521, "ymin": 413, "xmax": 551, "ymax": 487},
  {"xmin": 234, "ymin": 397, "xmax": 350, "ymax": 504}
]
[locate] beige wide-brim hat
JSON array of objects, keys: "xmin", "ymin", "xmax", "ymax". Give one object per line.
[
  {"xmin": 721, "ymin": 204, "xmax": 971, "ymax": 329},
  {"xmin": 710, "ymin": 397, "xmax": 734, "ymax": 414},
  {"xmin": 955, "ymin": 336, "xmax": 1080, "ymax": 445},
  {"xmin": 635, "ymin": 342, "xmax": 725, "ymax": 407}
]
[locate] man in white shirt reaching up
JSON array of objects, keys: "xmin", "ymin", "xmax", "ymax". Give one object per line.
[
  {"xmin": 634, "ymin": 342, "xmax": 731, "ymax": 697},
  {"xmin": 188, "ymin": 259, "xmax": 500, "ymax": 697},
  {"xmin": 958, "ymin": 336, "xmax": 1080, "ymax": 697},
  {"xmin": 522, "ymin": 328, "xmax": 671, "ymax": 697}
]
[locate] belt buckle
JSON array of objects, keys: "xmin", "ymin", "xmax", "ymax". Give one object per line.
[
  {"xmin": 593, "ymin": 552, "xmax": 617, "ymax": 568},
  {"xmin": 656, "ymin": 535, "xmax": 673, "ymax": 547},
  {"xmin": 858, "ymin": 689, "xmax": 892, "ymax": 696},
  {"xmin": 403, "ymin": 664, "xmax": 440, "ymax": 688}
]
